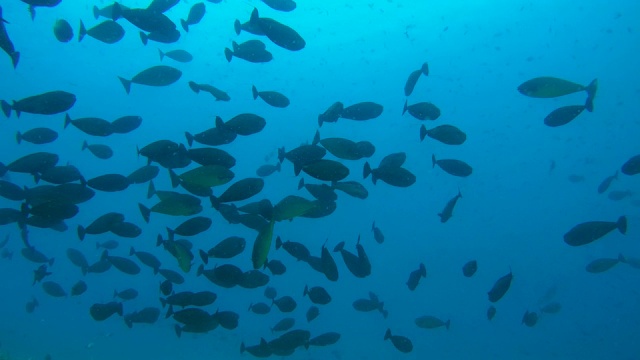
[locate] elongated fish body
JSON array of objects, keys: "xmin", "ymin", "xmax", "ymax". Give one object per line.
[{"xmin": 564, "ymin": 216, "xmax": 627, "ymax": 246}]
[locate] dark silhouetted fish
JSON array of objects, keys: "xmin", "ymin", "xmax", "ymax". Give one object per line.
[
  {"xmin": 563, "ymin": 216, "xmax": 627, "ymax": 246},
  {"xmin": 415, "ymin": 315, "xmax": 450, "ymax": 330},
  {"xmin": 403, "ymin": 100, "xmax": 440, "ymax": 120},
  {"xmin": 384, "ymin": 329, "xmax": 413, "ymax": 353},
  {"xmin": 16, "ymin": 127, "xmax": 58, "ymax": 145},
  {"xmin": 261, "ymin": 0, "xmax": 296, "ymax": 12},
  {"xmin": 420, "ymin": 124, "xmax": 466, "ymax": 145},
  {"xmin": 621, "ymin": 154, "xmax": 640, "ymax": 176},
  {"xmin": 247, "ymin": 8, "xmax": 305, "ymax": 51},
  {"xmin": 180, "ymin": 2, "xmax": 205, "ymax": 32},
  {"xmin": 90, "ymin": 302, "xmax": 123, "ymax": 321},
  {"xmin": 341, "ymin": 102, "xmax": 383, "ymax": 121},
  {"xmin": 488, "ymin": 270, "xmax": 513, "ymax": 303},
  {"xmin": 0, "ymin": 7, "xmax": 20, "ymax": 68},
  {"xmin": 252, "ymin": 85, "xmax": 290, "ymax": 108},
  {"xmin": 224, "ymin": 40, "xmax": 272, "ymax": 63},
  {"xmin": 188, "ymin": 81, "xmax": 229, "ymax": 101},
  {"xmin": 118, "ymin": 65, "xmax": 182, "ymax": 94},
  {"xmin": 53, "ymin": 19, "xmax": 73, "ymax": 42},
  {"xmin": 82, "ymin": 141, "xmax": 113, "ymax": 160},
  {"xmin": 160, "ymin": 49, "xmax": 193, "ymax": 63},
  {"xmin": 432, "ymin": 154, "xmax": 472, "ymax": 177},
  {"xmin": 2, "ymin": 91, "xmax": 75, "ymax": 118},
  {"xmin": 585, "ymin": 254, "xmax": 625, "ymax": 273},
  {"xmin": 544, "ymin": 105, "xmax": 586, "ymax": 127},
  {"xmin": 404, "ymin": 62, "xmax": 429, "ymax": 96},
  {"xmin": 78, "ymin": 20, "xmax": 125, "ymax": 44},
  {"xmin": 406, "ymin": 263, "xmax": 426, "ymax": 291},
  {"xmin": 462, "ymin": 260, "xmax": 477, "ymax": 277},
  {"xmin": 21, "ymin": 0, "xmax": 61, "ymax": 20},
  {"xmin": 438, "ymin": 189, "xmax": 462, "ymax": 223},
  {"xmin": 318, "ymin": 102, "xmax": 343, "ymax": 127},
  {"xmin": 597, "ymin": 171, "xmax": 618, "ymax": 194},
  {"xmin": 521, "ymin": 310, "xmax": 538, "ymax": 327}
]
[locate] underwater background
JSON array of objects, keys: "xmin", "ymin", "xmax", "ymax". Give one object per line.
[{"xmin": 1, "ymin": 0, "xmax": 640, "ymax": 359}]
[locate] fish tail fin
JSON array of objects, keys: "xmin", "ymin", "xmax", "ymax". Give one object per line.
[
  {"xmin": 384, "ymin": 328, "xmax": 391, "ymax": 340},
  {"xmin": 198, "ymin": 249, "xmax": 208, "ymax": 265},
  {"xmin": 81, "ymin": 140, "xmax": 88, "ymax": 151},
  {"xmin": 168, "ymin": 169, "xmax": 180, "ymax": 188},
  {"xmin": 584, "ymin": 78, "xmax": 598, "ymax": 112},
  {"xmin": 139, "ymin": 31, "xmax": 148, "ymax": 46},
  {"xmin": 155, "ymin": 234, "xmax": 163, "ymax": 247},
  {"xmin": 431, "ymin": 154, "xmax": 437, "ymax": 168},
  {"xmin": 13, "ymin": 101, "xmax": 20, "ymax": 118},
  {"xmin": 196, "ymin": 264, "xmax": 204, "ymax": 277},
  {"xmin": 146, "ymin": 180, "xmax": 156, "ymax": 199},
  {"xmin": 233, "ymin": 19, "xmax": 241, "ymax": 35},
  {"xmin": 129, "ymin": 246, "xmax": 135, "ymax": 256},
  {"xmin": 180, "ymin": 19, "xmax": 188, "ymax": 32},
  {"xmin": 28, "ymin": 6, "xmax": 35, "ymax": 21},
  {"xmin": 617, "ymin": 216, "xmax": 627, "ymax": 234},
  {"xmin": 158, "ymin": 48, "xmax": 164, "ymax": 61},
  {"xmin": 277, "ymin": 147, "xmax": 285, "ymax": 163},
  {"xmin": 224, "ymin": 48, "xmax": 232, "ymax": 62},
  {"xmin": 77, "ymin": 225, "xmax": 86, "ymax": 241},
  {"xmin": 333, "ymin": 241, "xmax": 344, "ymax": 252},
  {"xmin": 240, "ymin": 342, "xmax": 246, "ymax": 354},
  {"xmin": 210, "ymin": 195, "xmax": 220, "ymax": 210},
  {"xmin": 421, "ymin": 62, "xmax": 429, "ymax": 76},
  {"xmin": 184, "ymin": 132, "xmax": 194, "ymax": 147},
  {"xmin": 1, "ymin": 100, "xmax": 11, "ymax": 117},
  {"xmin": 303, "ymin": 285, "xmax": 308, "ymax": 297},
  {"xmin": 15, "ymin": 131, "xmax": 22, "ymax": 144},
  {"xmin": 174, "ymin": 325, "xmax": 182, "ymax": 338},
  {"xmin": 402, "ymin": 100, "xmax": 408, "ymax": 115},
  {"xmin": 275, "ymin": 236, "xmax": 282, "ymax": 250},
  {"xmin": 64, "ymin": 113, "xmax": 72, "ymax": 129},
  {"xmin": 166, "ymin": 305, "xmax": 174, "ymax": 318},
  {"xmin": 10, "ymin": 52, "xmax": 19, "ymax": 69},
  {"xmin": 419, "ymin": 124, "xmax": 427, "ymax": 142},
  {"xmin": 118, "ymin": 77, "xmax": 131, "ymax": 94},
  {"xmin": 618, "ymin": 253, "xmax": 627, "ymax": 263},
  {"xmin": 293, "ymin": 163, "xmax": 302, "ymax": 176},
  {"xmin": 92, "ymin": 5, "xmax": 100, "ymax": 19},
  {"xmin": 251, "ymin": 85, "xmax": 259, "ymax": 100},
  {"xmin": 138, "ymin": 203, "xmax": 150, "ymax": 223},
  {"xmin": 78, "ymin": 21, "xmax": 87, "ymax": 42},
  {"xmin": 166, "ymin": 227, "xmax": 174, "ymax": 241},
  {"xmin": 113, "ymin": 289, "xmax": 118, "ymax": 298},
  {"xmin": 312, "ymin": 129, "xmax": 320, "ymax": 146},
  {"xmin": 363, "ymin": 162, "xmax": 371, "ymax": 179},
  {"xmin": 446, "ymin": 319, "xmax": 451, "ymax": 330}
]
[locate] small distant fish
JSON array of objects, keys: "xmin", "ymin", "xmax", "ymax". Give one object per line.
[
  {"xmin": 597, "ymin": 171, "xmax": 618, "ymax": 194},
  {"xmin": 371, "ymin": 222, "xmax": 384, "ymax": 244},
  {"xmin": 567, "ymin": 174, "xmax": 585, "ymax": 183},
  {"xmin": 53, "ymin": 19, "xmax": 73, "ymax": 42},
  {"xmin": 384, "ymin": 329, "xmax": 413, "ymax": 353},
  {"xmin": 521, "ymin": 310, "xmax": 538, "ymax": 327},
  {"xmin": 487, "ymin": 270, "xmax": 513, "ymax": 303},
  {"xmin": 607, "ymin": 190, "xmax": 632, "ymax": 201},
  {"xmin": 462, "ymin": 260, "xmax": 477, "ymax": 277},
  {"xmin": 487, "ymin": 305, "xmax": 496, "ymax": 321}
]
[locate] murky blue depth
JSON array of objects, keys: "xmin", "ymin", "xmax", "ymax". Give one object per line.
[{"xmin": 1, "ymin": 0, "xmax": 639, "ymax": 359}]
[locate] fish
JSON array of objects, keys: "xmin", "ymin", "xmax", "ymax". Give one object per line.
[
  {"xmin": 127, "ymin": 165, "xmax": 159, "ymax": 184},
  {"xmin": 608, "ymin": 190, "xmax": 632, "ymax": 201},
  {"xmin": 21, "ymin": 0, "xmax": 62, "ymax": 20},
  {"xmin": 302, "ymin": 160, "xmax": 349, "ymax": 182},
  {"xmin": 621, "ymin": 154, "xmax": 640, "ymax": 175},
  {"xmin": 82, "ymin": 141, "xmax": 113, "ymax": 160},
  {"xmin": 487, "ymin": 305, "xmax": 496, "ymax": 321},
  {"xmin": 585, "ymin": 254, "xmax": 625, "ymax": 273},
  {"xmin": 544, "ymin": 105, "xmax": 586, "ymax": 127},
  {"xmin": 25, "ymin": 297, "xmax": 39, "ymax": 313},
  {"xmin": 16, "ymin": 127, "xmax": 58, "ymax": 145},
  {"xmin": 78, "ymin": 212, "xmax": 124, "ymax": 240},
  {"xmin": 247, "ymin": 8, "xmax": 305, "ymax": 51},
  {"xmin": 185, "ymin": 117, "xmax": 237, "ymax": 147},
  {"xmin": 203, "ymin": 236, "xmax": 246, "ymax": 261},
  {"xmin": 70, "ymin": 280, "xmax": 87, "ymax": 296},
  {"xmin": 488, "ymin": 270, "xmax": 513, "ymax": 303},
  {"xmin": 103, "ymin": 250, "xmax": 141, "ymax": 275},
  {"xmin": 341, "ymin": 102, "xmax": 384, "ymax": 121},
  {"xmin": 384, "ymin": 329, "xmax": 413, "ymax": 353},
  {"xmin": 78, "ymin": 20, "xmax": 125, "ymax": 44},
  {"xmin": 42, "ymin": 281, "xmax": 66, "ymax": 297},
  {"xmin": 438, "ymin": 189, "xmax": 462, "ymax": 223},
  {"xmin": 261, "ymin": 0, "xmax": 297, "ymax": 12},
  {"xmin": 521, "ymin": 311, "xmax": 538, "ymax": 327},
  {"xmin": 249, "ymin": 302, "xmax": 271, "ymax": 315},
  {"xmin": 332, "ymin": 181, "xmax": 368, "ymax": 199},
  {"xmin": 239, "ymin": 269, "xmax": 270, "ymax": 289},
  {"xmin": 66, "ymin": 248, "xmax": 88, "ymax": 275},
  {"xmin": 271, "ymin": 317, "xmax": 295, "ymax": 332},
  {"xmin": 180, "ymin": 2, "xmax": 206, "ymax": 32},
  {"xmin": 276, "ymin": 237, "xmax": 310, "ymax": 262},
  {"xmin": 87, "ymin": 174, "xmax": 130, "ymax": 192},
  {"xmin": 420, "ymin": 124, "xmax": 467, "ymax": 145},
  {"xmin": 33, "ymin": 264, "xmax": 52, "ymax": 284},
  {"xmin": 363, "ymin": 161, "xmax": 416, "ymax": 188},
  {"xmin": 167, "ymin": 216, "xmax": 212, "ymax": 240},
  {"xmin": 252, "ymin": 85, "xmax": 290, "ymax": 108},
  {"xmin": 318, "ymin": 102, "xmax": 343, "ymax": 126},
  {"xmin": 118, "ymin": 65, "xmax": 182, "ymax": 94},
  {"xmin": 90, "ymin": 302, "xmax": 123, "ymax": 321},
  {"xmin": 272, "ymin": 295, "xmax": 297, "ymax": 313},
  {"xmin": 403, "ymin": 100, "xmax": 440, "ymax": 120},
  {"xmin": 406, "ymin": 263, "xmax": 426, "ymax": 291},
  {"xmin": 0, "ymin": 180, "xmax": 25, "ymax": 201},
  {"xmin": 269, "ymin": 329, "xmax": 310, "ymax": 355},
  {"xmin": 160, "ymin": 49, "xmax": 193, "ymax": 63},
  {"xmin": 124, "ymin": 307, "xmax": 160, "ymax": 328},
  {"xmin": 197, "ymin": 264, "xmax": 242, "ymax": 288},
  {"xmin": 264, "ymin": 286, "xmax": 278, "ymax": 300},
  {"xmin": 462, "ymin": 260, "xmax": 477, "ymax": 277},
  {"xmin": 118, "ymin": 5, "xmax": 176, "ymax": 34},
  {"xmin": 0, "ymin": 6, "xmax": 20, "ymax": 68},
  {"xmin": 129, "ymin": 247, "xmax": 161, "ymax": 273},
  {"xmin": 64, "ymin": 114, "xmax": 114, "ymax": 137},
  {"xmin": 92, "ymin": 4, "xmax": 121, "ymax": 20},
  {"xmin": 415, "ymin": 315, "xmax": 450, "ymax": 330},
  {"xmin": 224, "ymin": 40, "xmax": 272, "ymax": 63},
  {"xmin": 303, "ymin": 285, "xmax": 332, "ymax": 305},
  {"xmin": 210, "ymin": 178, "xmax": 264, "ymax": 209},
  {"xmin": 319, "ymin": 137, "xmax": 375, "ymax": 160},
  {"xmin": 404, "ymin": 62, "xmax": 429, "ymax": 96},
  {"xmin": 96, "ymin": 240, "xmax": 119, "ymax": 250},
  {"xmin": 252, "ymin": 220, "xmax": 275, "ymax": 269},
  {"xmin": 518, "ymin": 77, "xmax": 597, "ymax": 100},
  {"xmin": 256, "ymin": 163, "xmax": 281, "ymax": 177},
  {"xmin": 540, "ymin": 302, "xmax": 562, "ymax": 314},
  {"xmin": 432, "ymin": 154, "xmax": 473, "ymax": 177},
  {"xmin": 597, "ymin": 171, "xmax": 618, "ymax": 194},
  {"xmin": 147, "ymin": 0, "xmax": 180, "ymax": 13},
  {"xmin": 320, "ymin": 241, "xmax": 338, "ymax": 281},
  {"xmin": 563, "ymin": 216, "xmax": 627, "ymax": 246},
  {"xmin": 306, "ymin": 332, "xmax": 341, "ymax": 348},
  {"xmin": 240, "ymin": 339, "xmax": 271, "ymax": 358},
  {"xmin": 306, "ymin": 305, "xmax": 319, "ymax": 322},
  {"xmin": 188, "ymin": 81, "xmax": 229, "ymax": 101},
  {"xmin": 113, "ymin": 288, "xmax": 138, "ymax": 301},
  {"xmin": 53, "ymin": 19, "xmax": 73, "ymax": 42},
  {"xmin": 139, "ymin": 29, "xmax": 181, "ymax": 45},
  {"xmin": 2, "ymin": 91, "xmax": 76, "ymax": 118},
  {"xmin": 111, "ymin": 115, "xmax": 142, "ymax": 134},
  {"xmin": 21, "ymin": 246, "xmax": 54, "ymax": 266}
]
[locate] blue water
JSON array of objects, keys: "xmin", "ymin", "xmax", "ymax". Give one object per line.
[{"xmin": 1, "ymin": 0, "xmax": 640, "ymax": 359}]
